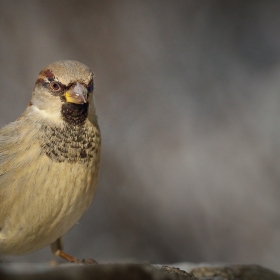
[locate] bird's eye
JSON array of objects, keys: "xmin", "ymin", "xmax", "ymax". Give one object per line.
[{"xmin": 50, "ymin": 81, "xmax": 61, "ymax": 91}]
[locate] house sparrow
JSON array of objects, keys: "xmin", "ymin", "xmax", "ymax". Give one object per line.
[{"xmin": 0, "ymin": 60, "xmax": 101, "ymax": 263}]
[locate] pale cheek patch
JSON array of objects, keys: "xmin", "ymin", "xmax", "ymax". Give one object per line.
[{"xmin": 29, "ymin": 106, "xmax": 63, "ymax": 124}]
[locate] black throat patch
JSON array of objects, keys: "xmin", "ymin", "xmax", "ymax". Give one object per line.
[{"xmin": 61, "ymin": 102, "xmax": 89, "ymax": 126}]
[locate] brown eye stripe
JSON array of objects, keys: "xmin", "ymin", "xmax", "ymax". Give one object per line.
[
  {"xmin": 35, "ymin": 78, "xmax": 62, "ymax": 90},
  {"xmin": 87, "ymin": 79, "xmax": 94, "ymax": 92},
  {"xmin": 35, "ymin": 78, "xmax": 45, "ymax": 85},
  {"xmin": 39, "ymin": 69, "xmax": 55, "ymax": 81}
]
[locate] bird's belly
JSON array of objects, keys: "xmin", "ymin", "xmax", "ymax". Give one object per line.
[{"xmin": 0, "ymin": 154, "xmax": 98, "ymax": 255}]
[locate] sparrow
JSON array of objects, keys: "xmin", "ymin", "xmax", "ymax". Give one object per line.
[{"xmin": 0, "ymin": 60, "xmax": 101, "ymax": 263}]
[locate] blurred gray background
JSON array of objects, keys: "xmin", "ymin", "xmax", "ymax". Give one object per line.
[{"xmin": 1, "ymin": 0, "xmax": 280, "ymax": 272}]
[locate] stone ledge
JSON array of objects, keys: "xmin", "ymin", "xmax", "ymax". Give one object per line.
[
  {"xmin": 0, "ymin": 262, "xmax": 279, "ymax": 280},
  {"xmin": 0, "ymin": 263, "xmax": 197, "ymax": 280}
]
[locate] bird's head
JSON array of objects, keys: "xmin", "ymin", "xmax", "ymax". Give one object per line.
[{"xmin": 30, "ymin": 60, "xmax": 95, "ymax": 126}]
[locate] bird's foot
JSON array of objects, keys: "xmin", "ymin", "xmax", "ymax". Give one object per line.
[
  {"xmin": 80, "ymin": 258, "xmax": 98, "ymax": 265},
  {"xmin": 55, "ymin": 249, "xmax": 98, "ymax": 265}
]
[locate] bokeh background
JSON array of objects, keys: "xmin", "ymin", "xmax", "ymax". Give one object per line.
[{"xmin": 1, "ymin": 0, "xmax": 280, "ymax": 272}]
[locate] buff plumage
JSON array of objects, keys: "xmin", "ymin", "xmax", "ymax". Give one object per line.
[{"xmin": 0, "ymin": 60, "xmax": 101, "ymax": 263}]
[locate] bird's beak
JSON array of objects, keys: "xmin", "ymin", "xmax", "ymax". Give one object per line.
[{"xmin": 64, "ymin": 83, "xmax": 88, "ymax": 104}]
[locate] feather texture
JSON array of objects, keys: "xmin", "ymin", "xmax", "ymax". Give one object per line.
[{"xmin": 0, "ymin": 61, "xmax": 101, "ymax": 257}]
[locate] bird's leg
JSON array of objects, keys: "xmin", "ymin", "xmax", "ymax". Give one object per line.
[
  {"xmin": 50, "ymin": 237, "xmax": 98, "ymax": 264},
  {"xmin": 50, "ymin": 237, "xmax": 79, "ymax": 263}
]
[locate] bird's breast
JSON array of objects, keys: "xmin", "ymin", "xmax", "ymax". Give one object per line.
[
  {"xmin": 40, "ymin": 122, "xmax": 100, "ymax": 163},
  {"xmin": 0, "ymin": 121, "xmax": 101, "ymax": 255}
]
